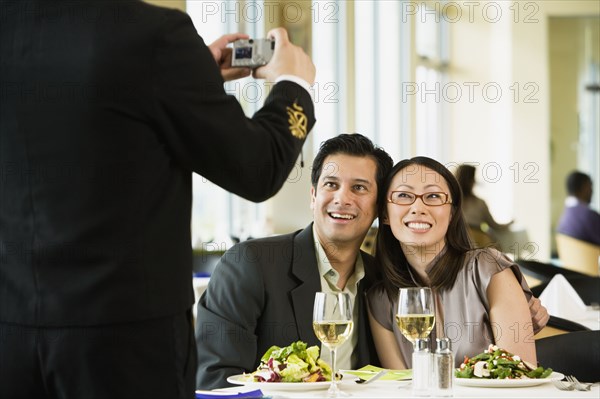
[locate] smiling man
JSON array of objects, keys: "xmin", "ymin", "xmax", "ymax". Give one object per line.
[{"xmin": 195, "ymin": 134, "xmax": 393, "ymax": 389}]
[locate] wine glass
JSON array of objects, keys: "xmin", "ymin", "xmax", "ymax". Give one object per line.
[
  {"xmin": 396, "ymin": 287, "xmax": 435, "ymax": 345},
  {"xmin": 313, "ymin": 292, "xmax": 354, "ymax": 398}
]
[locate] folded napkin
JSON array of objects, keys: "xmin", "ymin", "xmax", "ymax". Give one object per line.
[
  {"xmin": 539, "ymin": 274, "xmax": 587, "ymax": 318},
  {"xmin": 341, "ymin": 365, "xmax": 412, "ymax": 381},
  {"xmin": 195, "ymin": 389, "xmax": 263, "ymax": 399}
]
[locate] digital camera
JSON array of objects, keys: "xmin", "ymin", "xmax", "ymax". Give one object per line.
[{"xmin": 231, "ymin": 38, "xmax": 275, "ymax": 68}]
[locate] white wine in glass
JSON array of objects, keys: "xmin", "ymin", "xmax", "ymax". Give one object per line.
[
  {"xmin": 396, "ymin": 287, "xmax": 435, "ymax": 344},
  {"xmin": 313, "ymin": 321, "xmax": 353, "ymax": 348},
  {"xmin": 313, "ymin": 292, "xmax": 353, "ymax": 398}
]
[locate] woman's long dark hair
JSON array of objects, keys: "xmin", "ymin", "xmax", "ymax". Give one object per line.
[{"xmin": 375, "ymin": 157, "xmax": 473, "ymax": 300}]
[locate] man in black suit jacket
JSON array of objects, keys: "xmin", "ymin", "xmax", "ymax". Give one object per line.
[
  {"xmin": 196, "ymin": 134, "xmax": 393, "ymax": 389},
  {"xmin": 0, "ymin": 1, "xmax": 315, "ymax": 398}
]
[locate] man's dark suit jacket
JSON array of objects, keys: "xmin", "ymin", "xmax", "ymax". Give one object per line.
[
  {"xmin": 195, "ymin": 224, "xmax": 380, "ymax": 389},
  {"xmin": 0, "ymin": 0, "xmax": 315, "ymax": 327}
]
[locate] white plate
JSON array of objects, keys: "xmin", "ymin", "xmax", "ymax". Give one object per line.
[
  {"xmin": 454, "ymin": 371, "xmax": 564, "ymax": 388},
  {"xmin": 227, "ymin": 374, "xmax": 333, "ymax": 391}
]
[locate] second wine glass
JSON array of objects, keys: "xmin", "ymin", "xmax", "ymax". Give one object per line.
[
  {"xmin": 312, "ymin": 292, "xmax": 353, "ymax": 398},
  {"xmin": 396, "ymin": 287, "xmax": 436, "ymax": 345}
]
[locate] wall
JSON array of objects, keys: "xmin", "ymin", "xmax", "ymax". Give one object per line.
[
  {"xmin": 448, "ymin": 1, "xmax": 599, "ymax": 261},
  {"xmin": 549, "ymin": 18, "xmax": 584, "ymax": 252},
  {"xmin": 448, "ymin": 2, "xmax": 539, "ymax": 256}
]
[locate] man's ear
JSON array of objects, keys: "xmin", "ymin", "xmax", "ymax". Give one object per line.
[{"xmin": 310, "ymin": 186, "xmax": 316, "ymax": 210}]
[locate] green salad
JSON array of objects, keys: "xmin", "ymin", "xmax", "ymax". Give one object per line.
[
  {"xmin": 456, "ymin": 345, "xmax": 553, "ymax": 380},
  {"xmin": 247, "ymin": 341, "xmax": 332, "ymax": 383}
]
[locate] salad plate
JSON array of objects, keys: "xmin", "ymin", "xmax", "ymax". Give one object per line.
[
  {"xmin": 455, "ymin": 371, "xmax": 565, "ymax": 388},
  {"xmin": 227, "ymin": 374, "xmax": 333, "ymax": 391}
]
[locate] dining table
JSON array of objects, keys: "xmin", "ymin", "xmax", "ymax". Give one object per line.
[
  {"xmin": 206, "ymin": 378, "xmax": 599, "ymax": 398},
  {"xmin": 538, "ymin": 274, "xmax": 600, "ymax": 330}
]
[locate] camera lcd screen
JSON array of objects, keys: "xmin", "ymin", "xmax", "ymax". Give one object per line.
[{"xmin": 235, "ymin": 47, "xmax": 252, "ymax": 59}]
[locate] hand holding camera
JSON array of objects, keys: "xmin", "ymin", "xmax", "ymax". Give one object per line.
[
  {"xmin": 231, "ymin": 38, "xmax": 275, "ymax": 69},
  {"xmin": 210, "ymin": 28, "xmax": 314, "ymax": 85},
  {"xmin": 252, "ymin": 28, "xmax": 315, "ymax": 85},
  {"xmin": 208, "ymin": 33, "xmax": 252, "ymax": 82}
]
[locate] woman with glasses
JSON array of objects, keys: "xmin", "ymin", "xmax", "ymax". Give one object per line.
[{"xmin": 367, "ymin": 157, "xmax": 537, "ymax": 369}]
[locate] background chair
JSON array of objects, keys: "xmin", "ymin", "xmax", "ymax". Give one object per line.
[
  {"xmin": 516, "ymin": 259, "xmax": 587, "ymax": 281},
  {"xmin": 515, "ymin": 259, "xmax": 597, "ymax": 300},
  {"xmin": 535, "ymin": 330, "xmax": 600, "ymax": 382},
  {"xmin": 534, "ymin": 315, "xmax": 591, "ymax": 339},
  {"xmin": 565, "ymin": 276, "xmax": 600, "ymax": 305},
  {"xmin": 515, "ymin": 259, "xmax": 587, "ymax": 292},
  {"xmin": 556, "ymin": 233, "xmax": 600, "ymax": 276}
]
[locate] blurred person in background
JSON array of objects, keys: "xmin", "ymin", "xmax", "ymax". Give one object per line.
[
  {"xmin": 0, "ymin": 1, "xmax": 315, "ymax": 398},
  {"xmin": 455, "ymin": 164, "xmax": 513, "ymax": 247},
  {"xmin": 557, "ymin": 171, "xmax": 600, "ymax": 246}
]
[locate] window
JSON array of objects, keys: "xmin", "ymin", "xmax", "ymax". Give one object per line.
[
  {"xmin": 187, "ymin": 1, "xmax": 269, "ymax": 248},
  {"xmin": 311, "ymin": 0, "xmax": 412, "ymax": 163},
  {"xmin": 414, "ymin": 1, "xmax": 450, "ymax": 160}
]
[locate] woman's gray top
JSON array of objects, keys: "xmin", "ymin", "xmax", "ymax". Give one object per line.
[{"xmin": 367, "ymin": 248, "xmax": 532, "ymax": 367}]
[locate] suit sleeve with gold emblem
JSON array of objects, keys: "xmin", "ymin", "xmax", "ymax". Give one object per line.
[{"xmin": 151, "ymin": 10, "xmax": 316, "ymax": 202}]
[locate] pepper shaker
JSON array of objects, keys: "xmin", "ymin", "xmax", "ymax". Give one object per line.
[{"xmin": 434, "ymin": 338, "xmax": 454, "ymax": 396}]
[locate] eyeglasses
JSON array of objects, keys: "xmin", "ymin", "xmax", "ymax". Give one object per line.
[{"xmin": 388, "ymin": 191, "xmax": 452, "ymax": 206}]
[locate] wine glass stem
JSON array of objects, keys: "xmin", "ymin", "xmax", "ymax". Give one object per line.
[{"xmin": 328, "ymin": 348, "xmax": 340, "ymax": 397}]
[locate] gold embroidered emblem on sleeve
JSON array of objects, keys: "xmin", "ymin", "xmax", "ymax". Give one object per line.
[{"xmin": 286, "ymin": 102, "xmax": 308, "ymax": 139}]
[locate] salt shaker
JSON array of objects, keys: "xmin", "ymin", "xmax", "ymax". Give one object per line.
[
  {"xmin": 412, "ymin": 338, "xmax": 431, "ymax": 397},
  {"xmin": 434, "ymin": 338, "xmax": 454, "ymax": 397}
]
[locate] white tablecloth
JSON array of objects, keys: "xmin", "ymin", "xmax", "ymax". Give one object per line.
[{"xmin": 214, "ymin": 379, "xmax": 599, "ymax": 398}]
